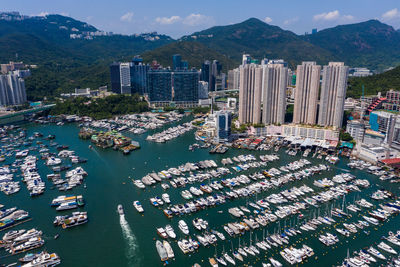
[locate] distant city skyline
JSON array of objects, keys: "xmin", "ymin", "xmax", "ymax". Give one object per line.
[{"xmin": 2, "ymin": 0, "xmax": 400, "ymax": 38}]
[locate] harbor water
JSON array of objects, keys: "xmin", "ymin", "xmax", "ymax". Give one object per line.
[{"xmin": 1, "ymin": 121, "xmax": 400, "ymax": 266}]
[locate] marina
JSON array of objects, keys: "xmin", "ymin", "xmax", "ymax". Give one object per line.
[{"xmin": 1, "ymin": 119, "xmax": 400, "ymax": 266}]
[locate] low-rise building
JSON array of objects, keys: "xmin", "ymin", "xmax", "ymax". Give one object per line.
[
  {"xmin": 247, "ymin": 124, "xmax": 339, "ymax": 141},
  {"xmin": 363, "ymin": 129, "xmax": 385, "ymax": 145},
  {"xmin": 358, "ymin": 145, "xmax": 397, "ymax": 163}
]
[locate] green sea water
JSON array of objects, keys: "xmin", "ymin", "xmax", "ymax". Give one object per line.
[{"xmin": 1, "ymin": 121, "xmax": 399, "ymax": 267}]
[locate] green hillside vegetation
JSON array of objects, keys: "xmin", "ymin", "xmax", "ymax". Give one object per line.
[
  {"xmin": 348, "ymin": 65, "xmax": 400, "ymax": 98},
  {"xmin": 1, "ymin": 14, "xmax": 400, "ymax": 100},
  {"xmin": 303, "ymin": 20, "xmax": 400, "ymax": 71},
  {"xmin": 182, "ymin": 18, "xmax": 335, "ymax": 68},
  {"xmin": 0, "ymin": 15, "xmax": 173, "ymax": 99},
  {"xmin": 50, "ymin": 94, "xmax": 149, "ymax": 119},
  {"xmin": 142, "ymin": 41, "xmax": 236, "ymax": 72}
]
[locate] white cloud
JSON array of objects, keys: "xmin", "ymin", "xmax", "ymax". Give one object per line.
[
  {"xmin": 120, "ymin": 12, "xmax": 134, "ymax": 22},
  {"xmin": 264, "ymin": 17, "xmax": 273, "ymax": 23},
  {"xmin": 342, "ymin": 15, "xmax": 355, "ymax": 21},
  {"xmin": 382, "ymin": 8, "xmax": 400, "ymax": 20},
  {"xmin": 183, "ymin": 13, "xmax": 212, "ymax": 26},
  {"xmin": 155, "ymin": 15, "xmax": 181, "ymax": 25},
  {"xmin": 284, "ymin": 17, "xmax": 299, "ymax": 25},
  {"xmin": 86, "ymin": 16, "xmax": 93, "ymax": 21},
  {"xmin": 154, "ymin": 13, "xmax": 213, "ymax": 27},
  {"xmin": 313, "ymin": 10, "xmax": 354, "ymax": 22},
  {"xmin": 60, "ymin": 12, "xmax": 69, "ymax": 17},
  {"xmin": 313, "ymin": 10, "xmax": 340, "ymax": 21}
]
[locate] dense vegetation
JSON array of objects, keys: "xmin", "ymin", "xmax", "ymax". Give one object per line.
[
  {"xmin": 303, "ymin": 20, "xmax": 400, "ymax": 71},
  {"xmin": 1, "ymin": 14, "xmax": 400, "ymax": 100},
  {"xmin": 50, "ymin": 94, "xmax": 149, "ymax": 119},
  {"xmin": 182, "ymin": 18, "xmax": 335, "ymax": 69},
  {"xmin": 142, "ymin": 41, "xmax": 236, "ymax": 72},
  {"xmin": 348, "ymin": 65, "xmax": 400, "ymax": 98},
  {"xmin": 0, "ymin": 14, "xmax": 172, "ymax": 100}
]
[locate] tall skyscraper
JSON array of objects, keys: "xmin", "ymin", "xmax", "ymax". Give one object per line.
[
  {"xmin": 318, "ymin": 62, "xmax": 349, "ymax": 128},
  {"xmin": 216, "ymin": 111, "xmax": 232, "ymax": 142},
  {"xmin": 119, "ymin": 63, "xmax": 131, "ymax": 94},
  {"xmin": 227, "ymin": 68, "xmax": 240, "ymax": 89},
  {"xmin": 111, "ymin": 57, "xmax": 149, "ymax": 95},
  {"xmin": 211, "ymin": 60, "xmax": 222, "ymax": 91},
  {"xmin": 0, "ymin": 74, "xmax": 27, "ymax": 106},
  {"xmin": 201, "ymin": 60, "xmax": 210, "ymax": 83},
  {"xmin": 201, "ymin": 60, "xmax": 222, "ymax": 91},
  {"xmin": 293, "ymin": 62, "xmax": 321, "ymax": 125},
  {"xmin": 173, "ymin": 69, "xmax": 199, "ymax": 104},
  {"xmin": 238, "ymin": 64, "xmax": 263, "ymax": 124},
  {"xmin": 110, "ymin": 62, "xmax": 121, "ymax": 94},
  {"xmin": 198, "ymin": 81, "xmax": 209, "ymax": 99},
  {"xmin": 130, "ymin": 57, "xmax": 150, "ymax": 95},
  {"xmin": 262, "ymin": 63, "xmax": 288, "ymax": 125},
  {"xmin": 147, "ymin": 69, "xmax": 172, "ymax": 104},
  {"xmin": 172, "ymin": 54, "xmax": 182, "ymax": 70},
  {"xmin": 147, "ymin": 67, "xmax": 199, "ymax": 106}
]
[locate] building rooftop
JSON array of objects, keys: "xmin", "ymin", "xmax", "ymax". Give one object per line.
[
  {"xmin": 365, "ymin": 129, "xmax": 385, "ymax": 138},
  {"xmin": 380, "ymin": 158, "xmax": 400, "ymax": 165}
]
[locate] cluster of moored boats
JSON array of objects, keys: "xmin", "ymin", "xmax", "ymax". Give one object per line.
[
  {"xmin": 89, "ymin": 111, "xmax": 184, "ymax": 132},
  {"xmin": 0, "ymin": 127, "xmax": 92, "ymax": 266},
  {"xmin": 339, "ymin": 230, "xmax": 400, "ymax": 267},
  {"xmin": 148, "ymin": 160, "xmax": 384, "ymax": 264},
  {"xmin": 1, "ymin": 228, "xmax": 44, "ymax": 255},
  {"xmin": 158, "ymin": 162, "xmax": 334, "ymax": 219},
  {"xmin": 1, "ymin": 227, "xmax": 60, "ymax": 265},
  {"xmin": 146, "ymin": 122, "xmax": 193, "ymax": 143},
  {"xmin": 0, "ymin": 206, "xmax": 30, "ymax": 231},
  {"xmin": 140, "ymin": 146, "xmax": 400, "ymax": 266}
]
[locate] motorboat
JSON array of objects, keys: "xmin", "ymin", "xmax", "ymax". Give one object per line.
[
  {"xmin": 165, "ymin": 224, "xmax": 176, "ymax": 239},
  {"xmin": 133, "ymin": 201, "xmax": 144, "ymax": 213},
  {"xmin": 178, "ymin": 220, "xmax": 189, "ymax": 235},
  {"xmin": 163, "ymin": 240, "xmax": 174, "ymax": 259},
  {"xmin": 156, "ymin": 240, "xmax": 168, "ymax": 261},
  {"xmin": 117, "ymin": 204, "xmax": 124, "ymax": 215}
]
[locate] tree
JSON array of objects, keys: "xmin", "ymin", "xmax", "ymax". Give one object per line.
[{"xmin": 340, "ymin": 131, "xmax": 353, "ymax": 142}]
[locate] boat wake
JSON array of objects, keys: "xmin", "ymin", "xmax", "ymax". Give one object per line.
[{"xmin": 119, "ymin": 214, "xmax": 140, "ymax": 265}]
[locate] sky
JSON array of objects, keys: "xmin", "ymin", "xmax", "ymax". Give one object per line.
[{"xmin": 3, "ymin": 0, "xmax": 400, "ymax": 38}]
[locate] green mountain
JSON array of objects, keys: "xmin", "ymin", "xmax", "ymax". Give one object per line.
[
  {"xmin": 0, "ymin": 14, "xmax": 173, "ymax": 63},
  {"xmin": 0, "ymin": 13, "xmax": 173, "ymax": 99},
  {"xmin": 181, "ymin": 18, "xmax": 335, "ymax": 68},
  {"xmin": 303, "ymin": 20, "xmax": 400, "ymax": 71},
  {"xmin": 142, "ymin": 41, "xmax": 236, "ymax": 72},
  {"xmin": 348, "ymin": 65, "xmax": 400, "ymax": 98},
  {"xmin": 1, "ymin": 13, "xmax": 400, "ymax": 100}
]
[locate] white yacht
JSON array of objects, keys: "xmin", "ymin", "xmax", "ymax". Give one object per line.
[
  {"xmin": 367, "ymin": 246, "xmax": 386, "ymax": 260},
  {"xmin": 163, "ymin": 240, "xmax": 174, "ymax": 259},
  {"xmin": 377, "ymin": 241, "xmax": 397, "ymax": 254},
  {"xmin": 161, "ymin": 193, "xmax": 171, "ymax": 204},
  {"xmin": 133, "ymin": 201, "xmax": 144, "ymax": 213},
  {"xmin": 269, "ymin": 257, "xmax": 283, "ymax": 267},
  {"xmin": 22, "ymin": 252, "xmax": 61, "ymax": 267},
  {"xmin": 223, "ymin": 253, "xmax": 236, "ymax": 265},
  {"xmin": 133, "ymin": 180, "xmax": 145, "ymax": 189},
  {"xmin": 178, "ymin": 220, "xmax": 189, "ymax": 235},
  {"xmin": 165, "ymin": 224, "xmax": 176, "ymax": 239}
]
